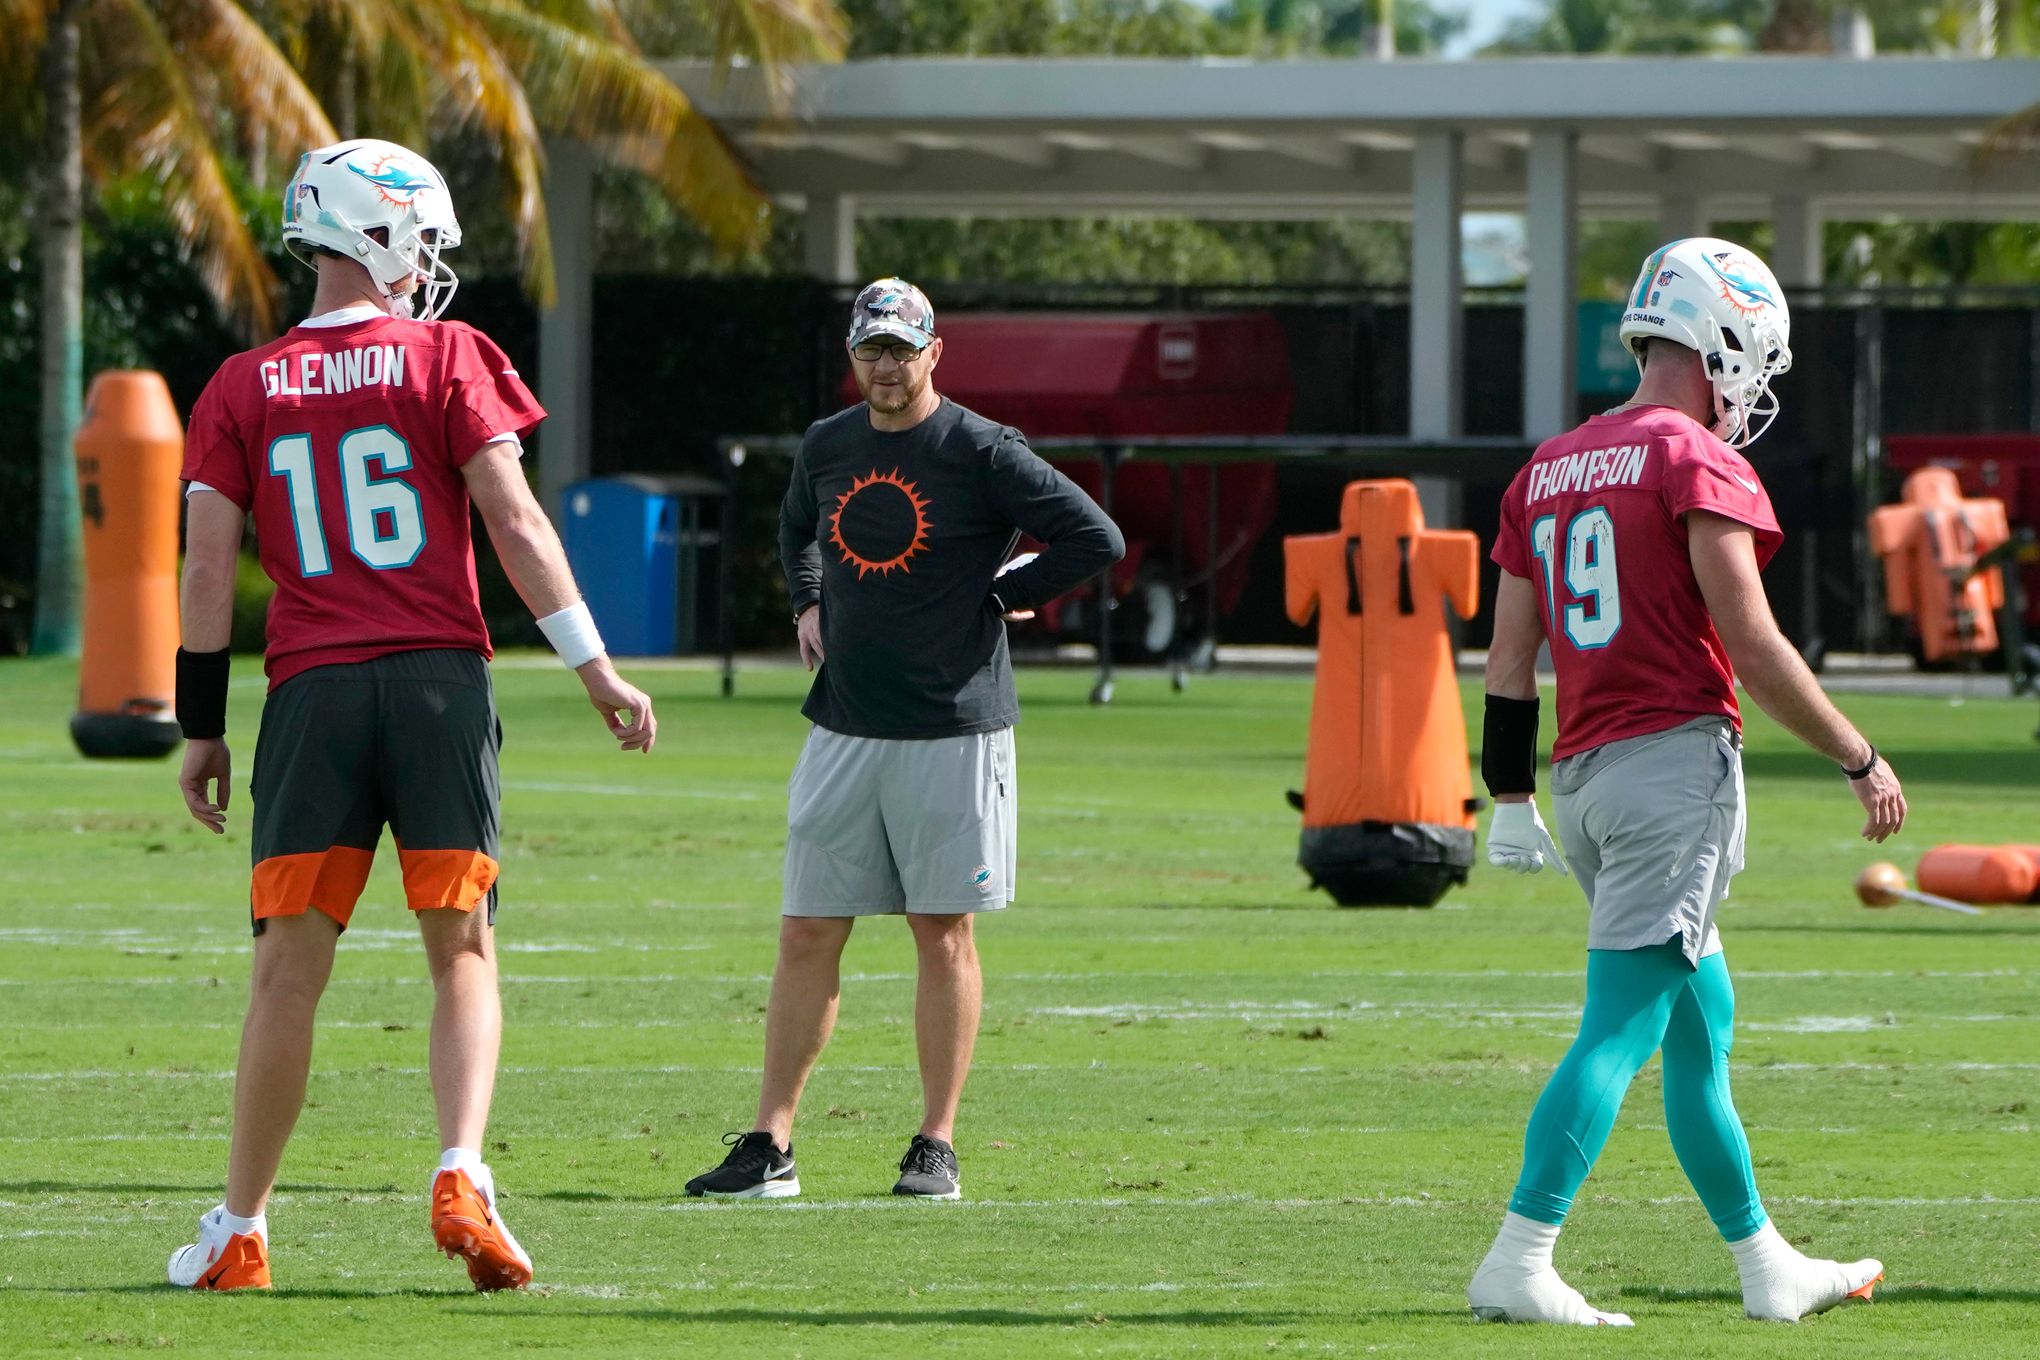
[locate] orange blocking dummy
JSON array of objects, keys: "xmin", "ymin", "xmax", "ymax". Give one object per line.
[
  {"xmin": 69, "ymin": 371, "xmax": 183, "ymax": 758},
  {"xmin": 1284, "ymin": 479, "xmax": 1480, "ymax": 906},
  {"xmin": 1916, "ymin": 844, "xmax": 2040, "ymax": 905},
  {"xmin": 1868, "ymin": 467, "xmax": 2011, "ymax": 664}
]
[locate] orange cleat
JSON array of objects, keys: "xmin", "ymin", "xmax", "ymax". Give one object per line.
[
  {"xmin": 1847, "ymin": 1272, "xmax": 1883, "ymax": 1302},
  {"xmin": 431, "ymin": 1166, "xmax": 532, "ymax": 1292},
  {"xmin": 167, "ymin": 1208, "xmax": 273, "ymax": 1290}
]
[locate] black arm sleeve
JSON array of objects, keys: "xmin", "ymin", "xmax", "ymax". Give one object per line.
[
  {"xmin": 777, "ymin": 439, "xmax": 823, "ymax": 615},
  {"xmin": 981, "ymin": 431, "xmax": 1126, "ymax": 611},
  {"xmin": 1481, "ymin": 694, "xmax": 1540, "ymax": 796}
]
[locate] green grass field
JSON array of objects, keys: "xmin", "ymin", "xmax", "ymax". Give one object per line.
[{"xmin": 2, "ymin": 655, "xmax": 2037, "ymax": 1358}]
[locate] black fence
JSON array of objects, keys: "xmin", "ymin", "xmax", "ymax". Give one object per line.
[{"xmin": 121, "ymin": 278, "xmax": 2040, "ymax": 655}]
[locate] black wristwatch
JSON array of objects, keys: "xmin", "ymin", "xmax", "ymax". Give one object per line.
[
  {"xmin": 1842, "ymin": 745, "xmax": 1878, "ymax": 781},
  {"xmin": 793, "ymin": 602, "xmax": 817, "ymax": 625}
]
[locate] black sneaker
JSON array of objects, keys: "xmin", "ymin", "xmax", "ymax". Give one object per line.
[
  {"xmin": 892, "ymin": 1134, "xmax": 961, "ymax": 1200},
  {"xmin": 684, "ymin": 1131, "xmax": 800, "ymax": 1199}
]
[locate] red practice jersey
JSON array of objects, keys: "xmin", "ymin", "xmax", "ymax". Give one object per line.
[
  {"xmin": 182, "ymin": 313, "xmax": 544, "ymax": 687},
  {"xmin": 1491, "ymin": 405, "xmax": 1782, "ymax": 761}
]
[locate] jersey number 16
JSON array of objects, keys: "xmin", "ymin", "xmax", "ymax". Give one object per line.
[
  {"xmin": 267, "ymin": 425, "xmax": 426, "ymax": 576},
  {"xmin": 1530, "ymin": 507, "xmax": 1622, "ymax": 650}
]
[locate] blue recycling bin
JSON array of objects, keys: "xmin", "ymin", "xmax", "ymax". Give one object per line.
[{"xmin": 560, "ymin": 475, "xmax": 725, "ymax": 656}]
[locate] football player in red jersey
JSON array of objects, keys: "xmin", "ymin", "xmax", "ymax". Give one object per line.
[
  {"xmin": 166, "ymin": 139, "xmax": 656, "ymax": 1292},
  {"xmin": 1467, "ymin": 239, "xmax": 1906, "ymax": 1326}
]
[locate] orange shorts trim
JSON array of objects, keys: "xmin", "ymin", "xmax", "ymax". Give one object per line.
[
  {"xmin": 251, "ymin": 847, "xmax": 376, "ymax": 929},
  {"xmin": 399, "ymin": 848, "xmax": 501, "ymax": 912}
]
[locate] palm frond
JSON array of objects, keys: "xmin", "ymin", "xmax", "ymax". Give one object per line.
[
  {"xmin": 702, "ymin": 0, "xmax": 846, "ymax": 108},
  {"xmin": 503, "ymin": 0, "xmax": 642, "ymax": 50},
  {"xmin": 365, "ymin": 0, "xmax": 561, "ymax": 299},
  {"xmin": 1978, "ymin": 102, "xmax": 2040, "ymax": 167},
  {"xmin": 89, "ymin": 0, "xmax": 280, "ymax": 336},
  {"xmin": 0, "ymin": 0, "xmax": 50, "ymax": 133},
  {"xmin": 0, "ymin": 0, "xmax": 48, "ymax": 57},
  {"xmin": 155, "ymin": 0, "xmax": 336, "ymax": 173},
  {"xmin": 469, "ymin": 1, "xmax": 765, "ymax": 255}
]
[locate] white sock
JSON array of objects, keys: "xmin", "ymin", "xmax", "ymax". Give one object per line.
[
  {"xmin": 440, "ymin": 1147, "xmax": 484, "ymax": 1175},
  {"xmin": 1485, "ymin": 1211, "xmax": 1560, "ymax": 1270},
  {"xmin": 439, "ymin": 1147, "xmax": 496, "ymax": 1205},
  {"xmin": 216, "ymin": 1206, "xmax": 266, "ymax": 1241},
  {"xmin": 1728, "ymin": 1221, "xmax": 1791, "ymax": 1274}
]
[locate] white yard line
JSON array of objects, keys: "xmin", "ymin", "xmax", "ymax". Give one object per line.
[
  {"xmin": 503, "ymin": 780, "xmax": 761, "ymax": 802},
  {"xmin": 6, "ymin": 1189, "xmax": 2037, "ymax": 1217}
]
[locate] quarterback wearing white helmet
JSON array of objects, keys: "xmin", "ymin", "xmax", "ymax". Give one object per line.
[
  {"xmin": 168, "ymin": 134, "xmax": 657, "ymax": 1292},
  {"xmin": 282, "ymin": 138, "xmax": 462, "ymax": 319},
  {"xmin": 1618, "ymin": 236, "xmax": 1792, "ymax": 449},
  {"xmin": 1468, "ymin": 237, "xmax": 1902, "ymax": 1326}
]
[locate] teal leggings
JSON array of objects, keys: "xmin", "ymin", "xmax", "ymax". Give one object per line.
[{"xmin": 1509, "ymin": 940, "xmax": 1767, "ymax": 1242}]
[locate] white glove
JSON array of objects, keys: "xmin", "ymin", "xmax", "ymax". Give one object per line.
[{"xmin": 1487, "ymin": 800, "xmax": 1569, "ymax": 876}]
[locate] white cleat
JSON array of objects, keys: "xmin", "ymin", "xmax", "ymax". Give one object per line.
[
  {"xmin": 1468, "ymin": 1259, "xmax": 1635, "ymax": 1326},
  {"xmin": 1742, "ymin": 1252, "xmax": 1883, "ymax": 1322}
]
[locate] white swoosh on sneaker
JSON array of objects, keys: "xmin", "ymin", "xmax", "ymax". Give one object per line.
[{"xmin": 1733, "ymin": 473, "xmax": 1761, "ymax": 493}]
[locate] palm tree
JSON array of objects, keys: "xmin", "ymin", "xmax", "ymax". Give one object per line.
[
  {"xmin": 267, "ymin": 0, "xmax": 845, "ymax": 304},
  {"xmin": 4, "ymin": 0, "xmax": 335, "ymax": 654},
  {"xmin": 4, "ymin": 0, "xmax": 844, "ymax": 655}
]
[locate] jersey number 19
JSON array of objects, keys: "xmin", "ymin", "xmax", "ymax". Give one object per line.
[
  {"xmin": 1530, "ymin": 507, "xmax": 1622, "ymax": 650},
  {"xmin": 267, "ymin": 425, "xmax": 426, "ymax": 576}
]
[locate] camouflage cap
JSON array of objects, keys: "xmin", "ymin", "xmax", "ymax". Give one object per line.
[{"xmin": 847, "ymin": 278, "xmax": 935, "ymax": 348}]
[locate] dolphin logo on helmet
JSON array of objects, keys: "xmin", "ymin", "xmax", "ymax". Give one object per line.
[
  {"xmin": 1702, "ymin": 251, "xmax": 1779, "ymax": 316},
  {"xmin": 348, "ymin": 159, "xmax": 436, "ymax": 206}
]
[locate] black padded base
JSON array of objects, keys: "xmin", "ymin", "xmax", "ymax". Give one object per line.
[
  {"xmin": 70, "ymin": 711, "xmax": 182, "ymax": 760},
  {"xmin": 1299, "ymin": 820, "xmax": 1475, "ymax": 908}
]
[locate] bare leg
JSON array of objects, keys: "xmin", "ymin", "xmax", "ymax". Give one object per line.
[
  {"xmin": 753, "ymin": 915, "xmax": 856, "ymax": 1147},
  {"xmin": 906, "ymin": 912, "xmax": 980, "ymax": 1144},
  {"xmin": 224, "ymin": 912, "xmax": 341, "ymax": 1217},
  {"xmin": 419, "ymin": 905, "xmax": 500, "ymax": 1151}
]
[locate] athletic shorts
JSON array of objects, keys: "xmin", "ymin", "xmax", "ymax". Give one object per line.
[
  {"xmin": 1549, "ymin": 716, "xmax": 1744, "ymax": 967},
  {"xmin": 248, "ymin": 648, "xmax": 501, "ymax": 935},
  {"xmin": 783, "ymin": 726, "xmax": 1016, "ymax": 917}
]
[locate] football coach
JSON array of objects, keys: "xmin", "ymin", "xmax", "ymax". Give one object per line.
[{"xmin": 686, "ymin": 277, "xmax": 1124, "ymax": 1202}]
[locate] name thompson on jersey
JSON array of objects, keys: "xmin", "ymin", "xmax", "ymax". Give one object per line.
[{"xmin": 1522, "ymin": 445, "xmax": 1653, "ymax": 503}]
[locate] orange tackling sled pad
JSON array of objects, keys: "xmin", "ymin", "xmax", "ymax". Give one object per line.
[{"xmin": 1284, "ymin": 480, "xmax": 1479, "ymax": 907}]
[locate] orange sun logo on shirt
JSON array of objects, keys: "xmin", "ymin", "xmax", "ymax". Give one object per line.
[{"xmin": 828, "ymin": 468, "xmax": 932, "ymax": 578}]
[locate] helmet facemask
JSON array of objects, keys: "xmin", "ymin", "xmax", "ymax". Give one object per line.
[
  {"xmin": 408, "ymin": 226, "xmax": 460, "ymax": 320},
  {"xmin": 1703, "ymin": 312, "xmax": 1792, "ymax": 449}
]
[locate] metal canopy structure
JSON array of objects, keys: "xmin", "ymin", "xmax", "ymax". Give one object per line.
[
  {"xmin": 536, "ymin": 56, "xmax": 2040, "ymax": 510},
  {"xmin": 663, "ymin": 57, "xmax": 2040, "ymax": 221}
]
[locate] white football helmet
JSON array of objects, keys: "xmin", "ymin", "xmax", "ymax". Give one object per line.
[
  {"xmin": 281, "ymin": 138, "xmax": 461, "ymax": 320},
  {"xmin": 1618, "ymin": 237, "xmax": 1792, "ymax": 448}
]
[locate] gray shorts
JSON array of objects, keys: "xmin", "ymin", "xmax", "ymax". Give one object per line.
[
  {"xmin": 1550, "ymin": 716, "xmax": 1745, "ymax": 966},
  {"xmin": 783, "ymin": 726, "xmax": 1016, "ymax": 917}
]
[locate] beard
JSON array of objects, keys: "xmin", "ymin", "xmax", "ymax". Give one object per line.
[{"xmin": 856, "ymin": 364, "xmax": 922, "ymax": 414}]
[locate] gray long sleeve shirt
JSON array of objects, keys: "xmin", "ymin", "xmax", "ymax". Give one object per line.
[{"xmin": 779, "ymin": 398, "xmax": 1125, "ymax": 739}]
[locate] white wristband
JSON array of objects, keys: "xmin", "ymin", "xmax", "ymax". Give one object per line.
[{"xmin": 536, "ymin": 600, "xmax": 605, "ymax": 670}]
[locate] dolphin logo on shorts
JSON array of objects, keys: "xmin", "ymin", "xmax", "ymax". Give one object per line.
[{"xmin": 971, "ymin": 865, "xmax": 995, "ymax": 893}]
